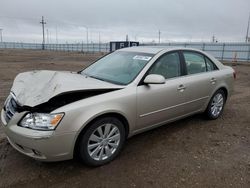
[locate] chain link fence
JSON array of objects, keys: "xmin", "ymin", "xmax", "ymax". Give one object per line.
[
  {"xmin": 0, "ymin": 42, "xmax": 249, "ymax": 62},
  {"xmin": 141, "ymin": 42, "xmax": 250, "ymax": 62},
  {"xmin": 0, "ymin": 42, "xmax": 110, "ymax": 53}
]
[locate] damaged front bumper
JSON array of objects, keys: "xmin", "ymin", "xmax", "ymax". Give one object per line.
[{"xmin": 1, "ymin": 109, "xmax": 76, "ymax": 161}]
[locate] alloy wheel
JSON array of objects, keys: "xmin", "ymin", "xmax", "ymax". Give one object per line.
[
  {"xmin": 87, "ymin": 123, "xmax": 120, "ymax": 161},
  {"xmin": 210, "ymin": 93, "xmax": 224, "ymax": 117}
]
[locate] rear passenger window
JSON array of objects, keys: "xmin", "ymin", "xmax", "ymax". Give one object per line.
[
  {"xmin": 205, "ymin": 57, "xmax": 218, "ymax": 71},
  {"xmin": 183, "ymin": 52, "xmax": 206, "ymax": 75}
]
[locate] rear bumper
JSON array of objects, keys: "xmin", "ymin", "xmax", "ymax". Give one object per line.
[{"xmin": 1, "ymin": 109, "xmax": 76, "ymax": 161}]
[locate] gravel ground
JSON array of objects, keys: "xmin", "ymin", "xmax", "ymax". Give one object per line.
[{"xmin": 0, "ymin": 49, "xmax": 250, "ymax": 188}]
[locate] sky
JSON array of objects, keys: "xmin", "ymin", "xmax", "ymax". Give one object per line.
[{"xmin": 0, "ymin": 0, "xmax": 249, "ymax": 43}]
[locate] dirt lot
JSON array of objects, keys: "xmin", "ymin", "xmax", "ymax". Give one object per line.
[{"xmin": 0, "ymin": 49, "xmax": 250, "ymax": 188}]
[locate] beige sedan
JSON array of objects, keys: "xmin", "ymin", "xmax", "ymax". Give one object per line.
[{"xmin": 1, "ymin": 47, "xmax": 234, "ymax": 166}]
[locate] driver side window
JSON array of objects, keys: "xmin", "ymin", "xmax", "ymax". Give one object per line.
[{"xmin": 149, "ymin": 52, "xmax": 181, "ymax": 79}]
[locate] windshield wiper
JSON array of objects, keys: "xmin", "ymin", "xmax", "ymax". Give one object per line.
[
  {"xmin": 87, "ymin": 75, "xmax": 125, "ymax": 85},
  {"xmin": 88, "ymin": 75, "xmax": 107, "ymax": 82}
]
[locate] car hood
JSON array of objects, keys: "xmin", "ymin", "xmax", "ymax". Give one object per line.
[{"xmin": 11, "ymin": 70, "xmax": 124, "ymax": 107}]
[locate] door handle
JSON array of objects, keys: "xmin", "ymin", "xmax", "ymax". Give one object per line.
[
  {"xmin": 210, "ymin": 77, "xmax": 217, "ymax": 84},
  {"xmin": 177, "ymin": 84, "xmax": 186, "ymax": 92}
]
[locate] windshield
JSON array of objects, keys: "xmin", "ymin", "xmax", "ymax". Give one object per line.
[{"xmin": 82, "ymin": 51, "xmax": 154, "ymax": 85}]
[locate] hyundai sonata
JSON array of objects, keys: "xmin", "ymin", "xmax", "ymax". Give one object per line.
[{"xmin": 1, "ymin": 47, "xmax": 234, "ymax": 166}]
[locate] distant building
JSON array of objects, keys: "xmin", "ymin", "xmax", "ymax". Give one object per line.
[{"xmin": 110, "ymin": 41, "xmax": 139, "ymax": 52}]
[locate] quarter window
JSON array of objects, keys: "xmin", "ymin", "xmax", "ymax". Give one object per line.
[
  {"xmin": 183, "ymin": 52, "xmax": 206, "ymax": 75},
  {"xmin": 149, "ymin": 52, "xmax": 181, "ymax": 79}
]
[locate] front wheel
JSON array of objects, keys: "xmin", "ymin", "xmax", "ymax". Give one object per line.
[
  {"xmin": 205, "ymin": 89, "xmax": 226, "ymax": 120},
  {"xmin": 77, "ymin": 117, "xmax": 125, "ymax": 166}
]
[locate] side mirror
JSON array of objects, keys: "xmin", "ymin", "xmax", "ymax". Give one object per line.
[{"xmin": 144, "ymin": 74, "xmax": 165, "ymax": 84}]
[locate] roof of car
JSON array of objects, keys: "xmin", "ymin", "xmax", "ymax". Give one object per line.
[
  {"xmin": 118, "ymin": 46, "xmax": 165, "ymax": 54},
  {"xmin": 117, "ymin": 46, "xmax": 225, "ymax": 69},
  {"xmin": 118, "ymin": 46, "xmax": 204, "ymax": 54}
]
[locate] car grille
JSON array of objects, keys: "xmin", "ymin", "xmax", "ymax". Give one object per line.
[{"xmin": 3, "ymin": 95, "xmax": 18, "ymax": 123}]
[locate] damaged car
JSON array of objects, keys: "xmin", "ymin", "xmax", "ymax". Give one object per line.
[{"xmin": 1, "ymin": 47, "xmax": 234, "ymax": 166}]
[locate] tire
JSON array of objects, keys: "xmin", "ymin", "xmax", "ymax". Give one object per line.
[
  {"xmin": 205, "ymin": 89, "xmax": 226, "ymax": 120},
  {"xmin": 77, "ymin": 117, "xmax": 126, "ymax": 166}
]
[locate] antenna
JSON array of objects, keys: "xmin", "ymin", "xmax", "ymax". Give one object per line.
[{"xmin": 40, "ymin": 16, "xmax": 46, "ymax": 50}]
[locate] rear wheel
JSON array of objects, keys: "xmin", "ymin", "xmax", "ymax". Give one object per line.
[
  {"xmin": 205, "ymin": 89, "xmax": 226, "ymax": 119},
  {"xmin": 78, "ymin": 117, "xmax": 125, "ymax": 166}
]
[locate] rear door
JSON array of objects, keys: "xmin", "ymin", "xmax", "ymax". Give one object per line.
[{"xmin": 179, "ymin": 51, "xmax": 217, "ymax": 113}]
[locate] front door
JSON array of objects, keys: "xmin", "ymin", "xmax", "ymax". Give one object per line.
[{"xmin": 136, "ymin": 52, "xmax": 186, "ymax": 130}]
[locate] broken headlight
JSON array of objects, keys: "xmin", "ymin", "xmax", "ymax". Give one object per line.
[{"xmin": 19, "ymin": 113, "xmax": 64, "ymax": 131}]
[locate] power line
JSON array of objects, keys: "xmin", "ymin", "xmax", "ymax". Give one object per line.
[{"xmin": 40, "ymin": 16, "xmax": 46, "ymax": 50}]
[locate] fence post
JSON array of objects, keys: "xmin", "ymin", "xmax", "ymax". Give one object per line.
[
  {"xmin": 221, "ymin": 43, "xmax": 225, "ymax": 62},
  {"xmin": 202, "ymin": 43, "xmax": 205, "ymax": 51},
  {"xmin": 247, "ymin": 43, "xmax": 250, "ymax": 62}
]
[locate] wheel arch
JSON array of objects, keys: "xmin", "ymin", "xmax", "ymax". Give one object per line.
[
  {"xmin": 202, "ymin": 85, "xmax": 229, "ymax": 113},
  {"xmin": 204, "ymin": 86, "xmax": 228, "ymax": 119},
  {"xmin": 216, "ymin": 86, "xmax": 228, "ymax": 101},
  {"xmin": 73, "ymin": 112, "xmax": 130, "ymax": 158}
]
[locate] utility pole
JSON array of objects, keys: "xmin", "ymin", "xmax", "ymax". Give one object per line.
[
  {"xmin": 0, "ymin": 29, "xmax": 2, "ymax": 42},
  {"xmin": 99, "ymin": 32, "xmax": 101, "ymax": 52},
  {"xmin": 56, "ymin": 26, "xmax": 58, "ymax": 44},
  {"xmin": 47, "ymin": 29, "xmax": 49, "ymax": 44},
  {"xmin": 246, "ymin": 13, "xmax": 250, "ymax": 43},
  {"xmin": 86, "ymin": 27, "xmax": 88, "ymax": 52},
  {"xmin": 212, "ymin": 35, "xmax": 215, "ymax": 43},
  {"xmin": 82, "ymin": 26, "xmax": 88, "ymax": 52},
  {"xmin": 158, "ymin": 30, "xmax": 161, "ymax": 44},
  {"xmin": 99, "ymin": 32, "xmax": 101, "ymax": 44},
  {"xmin": 40, "ymin": 16, "xmax": 46, "ymax": 50}
]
